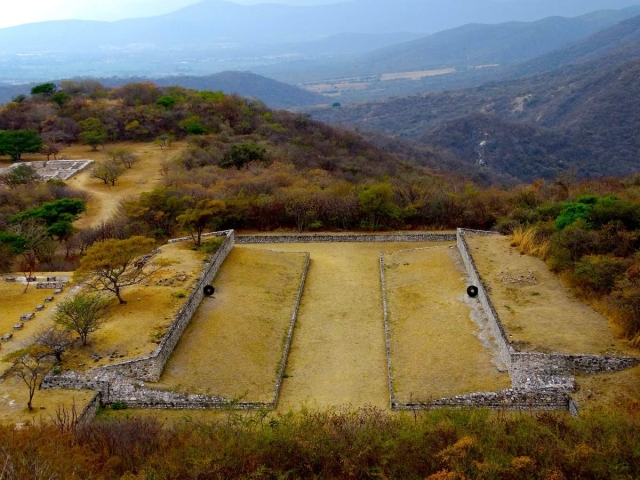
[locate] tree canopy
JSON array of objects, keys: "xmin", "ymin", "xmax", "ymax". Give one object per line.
[
  {"xmin": 75, "ymin": 236, "xmax": 159, "ymax": 305},
  {"xmin": 0, "ymin": 130, "xmax": 43, "ymax": 161}
]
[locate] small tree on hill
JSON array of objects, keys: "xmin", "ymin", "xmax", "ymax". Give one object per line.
[
  {"xmin": 30, "ymin": 82, "xmax": 57, "ymax": 97},
  {"xmin": 79, "ymin": 117, "xmax": 108, "ymax": 151},
  {"xmin": 35, "ymin": 327, "xmax": 74, "ymax": 362},
  {"xmin": 177, "ymin": 199, "xmax": 226, "ymax": 246},
  {"xmin": 107, "ymin": 147, "xmax": 139, "ymax": 169},
  {"xmin": 91, "ymin": 159, "xmax": 124, "ymax": 186},
  {"xmin": 75, "ymin": 236, "xmax": 161, "ymax": 305},
  {"xmin": 3, "ymin": 345, "xmax": 50, "ymax": 411},
  {"xmin": 54, "ymin": 294, "xmax": 109, "ymax": 345},
  {"xmin": 154, "ymin": 134, "xmax": 175, "ymax": 150},
  {"xmin": 0, "ymin": 130, "xmax": 43, "ymax": 161}
]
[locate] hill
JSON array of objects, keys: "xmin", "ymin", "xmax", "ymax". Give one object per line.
[
  {"xmin": 0, "ymin": 72, "xmax": 328, "ymax": 109},
  {"xmin": 309, "ymin": 15, "xmax": 640, "ymax": 181}
]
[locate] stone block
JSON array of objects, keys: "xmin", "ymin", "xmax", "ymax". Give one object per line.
[
  {"xmin": 13, "ymin": 323, "xmax": 24, "ymax": 330},
  {"xmin": 1, "ymin": 333, "xmax": 12, "ymax": 341},
  {"xmin": 20, "ymin": 313, "xmax": 35, "ymax": 321},
  {"xmin": 4, "ymin": 277, "xmax": 16, "ymax": 282},
  {"xmin": 35, "ymin": 304, "xmax": 45, "ymax": 311},
  {"xmin": 44, "ymin": 296, "xmax": 54, "ymax": 302}
]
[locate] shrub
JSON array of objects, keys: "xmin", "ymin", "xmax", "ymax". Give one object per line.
[{"xmin": 573, "ymin": 255, "xmax": 630, "ymax": 294}]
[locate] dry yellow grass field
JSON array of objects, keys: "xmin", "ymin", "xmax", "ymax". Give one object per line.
[
  {"xmin": 244, "ymin": 242, "xmax": 429, "ymax": 410},
  {"xmin": 572, "ymin": 366, "xmax": 640, "ymax": 415},
  {"xmin": 385, "ymin": 247, "xmax": 510, "ymax": 402},
  {"xmin": 60, "ymin": 241, "xmax": 206, "ymax": 372},
  {"xmin": 0, "ymin": 275, "xmax": 74, "ymax": 375},
  {"xmin": 151, "ymin": 247, "xmax": 307, "ymax": 402},
  {"xmin": 0, "ymin": 375, "xmax": 95, "ymax": 425},
  {"xmin": 380, "ymin": 68, "xmax": 456, "ymax": 81},
  {"xmin": 466, "ymin": 234, "xmax": 635, "ymax": 356}
]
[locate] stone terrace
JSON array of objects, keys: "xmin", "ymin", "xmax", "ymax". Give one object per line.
[{"xmin": 0, "ymin": 160, "xmax": 93, "ymax": 181}]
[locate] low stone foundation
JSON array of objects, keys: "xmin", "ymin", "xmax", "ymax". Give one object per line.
[{"xmin": 236, "ymin": 232, "xmax": 456, "ymax": 244}]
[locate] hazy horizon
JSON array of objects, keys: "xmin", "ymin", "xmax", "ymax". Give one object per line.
[{"xmin": 0, "ymin": 0, "xmax": 344, "ymax": 29}]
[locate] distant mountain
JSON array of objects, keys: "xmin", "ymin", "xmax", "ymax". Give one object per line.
[
  {"xmin": 309, "ymin": 15, "xmax": 640, "ymax": 181},
  {"xmin": 0, "ymin": 72, "xmax": 328, "ymax": 109},
  {"xmin": 350, "ymin": 7, "xmax": 640, "ymax": 74},
  {"xmin": 1, "ymin": 0, "xmax": 640, "ymax": 53}
]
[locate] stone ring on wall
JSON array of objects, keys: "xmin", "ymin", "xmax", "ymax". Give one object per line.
[
  {"xmin": 203, "ymin": 285, "xmax": 215, "ymax": 296},
  {"xmin": 467, "ymin": 286, "xmax": 479, "ymax": 298}
]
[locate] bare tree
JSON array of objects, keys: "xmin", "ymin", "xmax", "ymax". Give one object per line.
[
  {"xmin": 11, "ymin": 219, "xmax": 49, "ymax": 292},
  {"xmin": 3, "ymin": 346, "xmax": 50, "ymax": 410},
  {"xmin": 34, "ymin": 327, "xmax": 74, "ymax": 362}
]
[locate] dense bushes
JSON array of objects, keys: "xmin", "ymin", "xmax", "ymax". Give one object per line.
[
  {"xmin": 510, "ymin": 190, "xmax": 640, "ymax": 345},
  {"xmin": 0, "ymin": 409, "xmax": 638, "ymax": 479}
]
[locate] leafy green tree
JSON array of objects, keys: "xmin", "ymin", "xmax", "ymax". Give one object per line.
[
  {"xmin": 54, "ymin": 294, "xmax": 109, "ymax": 345},
  {"xmin": 177, "ymin": 199, "xmax": 226, "ymax": 246},
  {"xmin": 30, "ymin": 82, "xmax": 57, "ymax": 96},
  {"xmin": 156, "ymin": 95, "xmax": 176, "ymax": 109},
  {"xmin": 51, "ymin": 91, "xmax": 70, "ymax": 106},
  {"xmin": 221, "ymin": 143, "xmax": 267, "ymax": 170},
  {"xmin": 0, "ymin": 130, "xmax": 43, "ymax": 161},
  {"xmin": 76, "ymin": 236, "xmax": 160, "ymax": 305},
  {"xmin": 78, "ymin": 117, "xmax": 108, "ymax": 151},
  {"xmin": 11, "ymin": 198, "xmax": 85, "ymax": 241},
  {"xmin": 358, "ymin": 183, "xmax": 400, "ymax": 229},
  {"xmin": 179, "ymin": 116, "xmax": 206, "ymax": 135}
]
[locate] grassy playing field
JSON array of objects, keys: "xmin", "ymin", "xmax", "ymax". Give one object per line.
[
  {"xmin": 384, "ymin": 246, "xmax": 510, "ymax": 402},
  {"xmin": 151, "ymin": 247, "xmax": 308, "ymax": 403}
]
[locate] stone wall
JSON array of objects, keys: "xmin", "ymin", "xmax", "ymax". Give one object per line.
[
  {"xmin": 236, "ymin": 233, "xmax": 456, "ymax": 244},
  {"xmin": 456, "ymin": 228, "xmax": 514, "ymax": 367},
  {"xmin": 78, "ymin": 393, "xmax": 102, "ymax": 423},
  {"xmin": 379, "ymin": 253, "xmax": 396, "ymax": 409},
  {"xmin": 395, "ymin": 388, "xmax": 571, "ymax": 412},
  {"xmin": 92, "ymin": 230, "xmax": 235, "ymax": 381},
  {"xmin": 273, "ymin": 253, "xmax": 310, "ymax": 407}
]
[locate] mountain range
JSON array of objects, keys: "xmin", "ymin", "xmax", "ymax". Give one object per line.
[
  {"xmin": 309, "ymin": 14, "xmax": 640, "ymax": 182},
  {"xmin": 1, "ymin": 0, "xmax": 640, "ymax": 52}
]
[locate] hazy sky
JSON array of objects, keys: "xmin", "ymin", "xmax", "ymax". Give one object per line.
[{"xmin": 0, "ymin": 0, "xmax": 342, "ymax": 29}]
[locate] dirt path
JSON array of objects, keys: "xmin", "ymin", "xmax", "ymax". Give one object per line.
[
  {"xmin": 15, "ymin": 142, "xmax": 188, "ymax": 229},
  {"xmin": 244, "ymin": 242, "xmax": 429, "ymax": 410}
]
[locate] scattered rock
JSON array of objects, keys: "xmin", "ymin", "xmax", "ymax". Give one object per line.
[
  {"xmin": 4, "ymin": 277, "xmax": 16, "ymax": 282},
  {"xmin": 44, "ymin": 296, "xmax": 54, "ymax": 302},
  {"xmin": 54, "ymin": 288, "xmax": 62, "ymax": 294}
]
